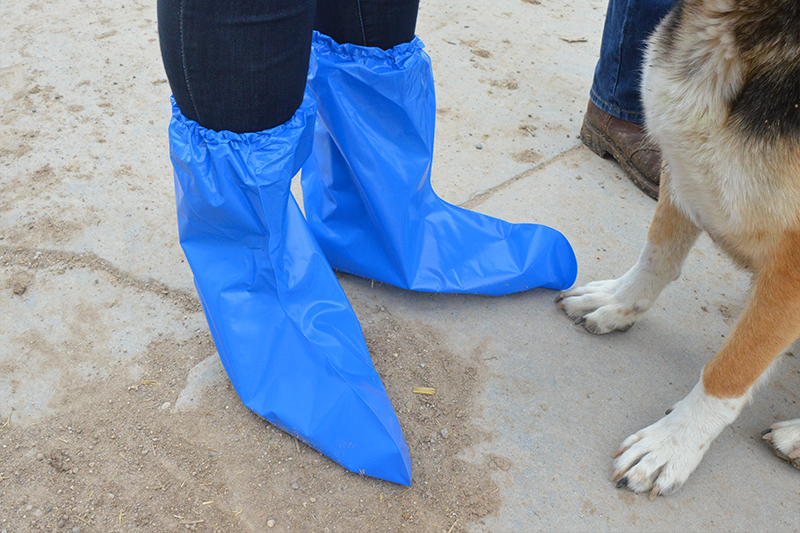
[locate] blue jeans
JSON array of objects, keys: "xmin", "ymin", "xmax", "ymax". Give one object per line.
[
  {"xmin": 590, "ymin": 0, "xmax": 676, "ymax": 123},
  {"xmin": 157, "ymin": 0, "xmax": 419, "ymax": 133}
]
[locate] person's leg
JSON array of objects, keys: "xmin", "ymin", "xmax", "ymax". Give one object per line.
[
  {"xmin": 302, "ymin": 2, "xmax": 577, "ymax": 295},
  {"xmin": 314, "ymin": 0, "xmax": 418, "ymax": 49},
  {"xmin": 156, "ymin": 0, "xmax": 412, "ymax": 484},
  {"xmin": 591, "ymin": 0, "xmax": 674, "ymax": 122},
  {"xmin": 581, "ymin": 0, "xmax": 676, "ymax": 199},
  {"xmin": 158, "ymin": 0, "xmax": 315, "ymax": 133}
]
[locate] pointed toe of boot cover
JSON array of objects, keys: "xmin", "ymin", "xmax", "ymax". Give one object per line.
[
  {"xmin": 302, "ymin": 32, "xmax": 577, "ymax": 296},
  {"xmin": 168, "ymin": 95, "xmax": 411, "ymax": 485}
]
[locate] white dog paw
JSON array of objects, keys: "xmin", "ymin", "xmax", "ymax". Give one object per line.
[
  {"xmin": 556, "ymin": 279, "xmax": 643, "ymax": 334},
  {"xmin": 611, "ymin": 381, "xmax": 746, "ymax": 498},
  {"xmin": 762, "ymin": 418, "xmax": 800, "ymax": 470},
  {"xmin": 611, "ymin": 414, "xmax": 709, "ymax": 498}
]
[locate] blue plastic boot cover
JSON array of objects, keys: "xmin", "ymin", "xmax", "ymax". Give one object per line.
[
  {"xmin": 168, "ymin": 94, "xmax": 411, "ymax": 485},
  {"xmin": 302, "ymin": 32, "xmax": 578, "ymax": 296}
]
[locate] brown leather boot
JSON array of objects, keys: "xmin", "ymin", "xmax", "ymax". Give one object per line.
[{"xmin": 580, "ymin": 100, "xmax": 661, "ymax": 200}]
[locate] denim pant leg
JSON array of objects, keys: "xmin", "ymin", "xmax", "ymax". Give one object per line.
[
  {"xmin": 314, "ymin": 0, "xmax": 419, "ymax": 49},
  {"xmin": 157, "ymin": 0, "xmax": 420, "ymax": 133},
  {"xmin": 158, "ymin": 0, "xmax": 317, "ymax": 133},
  {"xmin": 590, "ymin": 0, "xmax": 675, "ymax": 123}
]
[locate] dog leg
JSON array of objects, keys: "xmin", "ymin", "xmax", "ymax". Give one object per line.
[
  {"xmin": 557, "ymin": 173, "xmax": 700, "ymax": 334},
  {"xmin": 613, "ymin": 234, "xmax": 800, "ymax": 497}
]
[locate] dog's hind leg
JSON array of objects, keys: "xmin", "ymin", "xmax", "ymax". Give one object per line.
[
  {"xmin": 613, "ymin": 232, "xmax": 800, "ymax": 497},
  {"xmin": 557, "ymin": 168, "xmax": 700, "ymax": 334}
]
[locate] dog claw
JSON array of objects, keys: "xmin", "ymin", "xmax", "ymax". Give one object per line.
[
  {"xmin": 649, "ymin": 486, "xmax": 661, "ymax": 500},
  {"xmin": 614, "ymin": 437, "xmax": 638, "ymax": 457},
  {"xmin": 761, "ymin": 428, "xmax": 773, "ymax": 439}
]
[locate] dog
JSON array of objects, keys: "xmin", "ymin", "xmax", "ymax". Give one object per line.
[{"xmin": 557, "ymin": 0, "xmax": 800, "ymax": 498}]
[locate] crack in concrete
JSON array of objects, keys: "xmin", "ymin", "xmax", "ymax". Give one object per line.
[
  {"xmin": 0, "ymin": 245, "xmax": 202, "ymax": 314},
  {"xmin": 458, "ymin": 144, "xmax": 583, "ymax": 210}
]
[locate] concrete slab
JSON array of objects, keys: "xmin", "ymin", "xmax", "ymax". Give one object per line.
[
  {"xmin": 419, "ymin": 0, "xmax": 607, "ymax": 205},
  {"xmin": 2, "ymin": 0, "xmax": 798, "ymax": 531}
]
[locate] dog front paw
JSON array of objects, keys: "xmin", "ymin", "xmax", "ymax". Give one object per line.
[
  {"xmin": 556, "ymin": 279, "xmax": 643, "ymax": 334},
  {"xmin": 611, "ymin": 414, "xmax": 708, "ymax": 499},
  {"xmin": 611, "ymin": 381, "xmax": 746, "ymax": 498},
  {"xmin": 762, "ymin": 418, "xmax": 800, "ymax": 470}
]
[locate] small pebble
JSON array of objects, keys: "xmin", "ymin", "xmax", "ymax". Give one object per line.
[
  {"xmin": 267, "ymin": 519, "xmax": 276, "ymax": 528},
  {"xmin": 292, "ymin": 483, "xmax": 299, "ymax": 490},
  {"xmin": 161, "ymin": 402, "xmax": 171, "ymax": 410},
  {"xmin": 476, "ymin": 143, "xmax": 483, "ymax": 149},
  {"xmin": 36, "ymin": 452, "xmax": 45, "ymax": 460},
  {"xmin": 440, "ymin": 428, "xmax": 449, "ymax": 438},
  {"xmin": 309, "ymin": 497, "xmax": 316, "ymax": 503}
]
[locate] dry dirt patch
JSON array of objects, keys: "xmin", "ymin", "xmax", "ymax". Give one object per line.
[{"xmin": 0, "ymin": 252, "xmax": 505, "ymax": 532}]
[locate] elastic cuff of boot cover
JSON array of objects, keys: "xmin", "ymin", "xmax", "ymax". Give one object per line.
[
  {"xmin": 169, "ymin": 94, "xmax": 318, "ymax": 149},
  {"xmin": 312, "ymin": 31, "xmax": 424, "ymax": 69}
]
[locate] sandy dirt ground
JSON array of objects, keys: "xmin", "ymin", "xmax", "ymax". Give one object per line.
[{"xmin": 0, "ymin": 253, "xmax": 502, "ymax": 531}]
